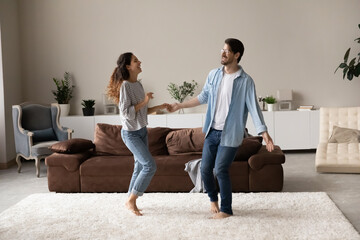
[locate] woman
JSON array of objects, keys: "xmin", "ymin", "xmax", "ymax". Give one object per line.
[{"xmin": 107, "ymin": 52, "xmax": 168, "ymax": 216}]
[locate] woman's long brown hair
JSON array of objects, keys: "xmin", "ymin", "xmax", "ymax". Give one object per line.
[{"xmin": 107, "ymin": 52, "xmax": 133, "ymax": 104}]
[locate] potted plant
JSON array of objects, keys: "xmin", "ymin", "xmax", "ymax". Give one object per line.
[
  {"xmin": 335, "ymin": 24, "xmax": 360, "ymax": 80},
  {"xmin": 52, "ymin": 72, "xmax": 75, "ymax": 116},
  {"xmin": 167, "ymin": 80, "xmax": 198, "ymax": 113},
  {"xmin": 264, "ymin": 96, "xmax": 277, "ymax": 111},
  {"xmin": 81, "ymin": 99, "xmax": 95, "ymax": 116}
]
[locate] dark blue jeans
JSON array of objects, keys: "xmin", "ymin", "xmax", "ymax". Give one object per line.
[{"xmin": 201, "ymin": 128, "xmax": 238, "ymax": 215}]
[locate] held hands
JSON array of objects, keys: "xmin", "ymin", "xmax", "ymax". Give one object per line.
[
  {"xmin": 167, "ymin": 103, "xmax": 181, "ymax": 113},
  {"xmin": 262, "ymin": 131, "xmax": 274, "ymax": 152}
]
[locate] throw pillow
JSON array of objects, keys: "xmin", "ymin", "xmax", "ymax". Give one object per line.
[
  {"xmin": 93, "ymin": 123, "xmax": 132, "ymax": 156},
  {"xmin": 147, "ymin": 127, "xmax": 173, "ymax": 155},
  {"xmin": 328, "ymin": 125, "xmax": 360, "ymax": 143},
  {"xmin": 166, "ymin": 128, "xmax": 205, "ymax": 155},
  {"xmin": 32, "ymin": 128, "xmax": 57, "ymax": 142},
  {"xmin": 234, "ymin": 136, "xmax": 263, "ymax": 161},
  {"xmin": 49, "ymin": 138, "xmax": 95, "ymax": 154}
]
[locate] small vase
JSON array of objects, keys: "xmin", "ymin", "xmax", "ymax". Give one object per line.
[{"xmin": 59, "ymin": 104, "xmax": 70, "ymax": 116}]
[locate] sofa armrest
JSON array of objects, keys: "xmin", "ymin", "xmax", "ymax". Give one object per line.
[
  {"xmin": 45, "ymin": 151, "xmax": 92, "ymax": 172},
  {"xmin": 248, "ymin": 146, "xmax": 285, "ymax": 171}
]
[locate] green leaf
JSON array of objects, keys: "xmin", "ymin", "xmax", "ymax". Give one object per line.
[
  {"xmin": 343, "ymin": 67, "xmax": 348, "ymax": 79},
  {"xmin": 347, "ymin": 71, "xmax": 353, "ymax": 80},
  {"xmin": 354, "ymin": 64, "xmax": 360, "ymax": 77},
  {"xmin": 349, "ymin": 58, "xmax": 356, "ymax": 67},
  {"xmin": 344, "ymin": 48, "xmax": 351, "ymax": 63},
  {"xmin": 355, "ymin": 37, "xmax": 360, "ymax": 43}
]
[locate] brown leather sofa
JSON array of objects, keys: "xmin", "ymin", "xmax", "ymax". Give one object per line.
[{"xmin": 45, "ymin": 123, "xmax": 285, "ymax": 193}]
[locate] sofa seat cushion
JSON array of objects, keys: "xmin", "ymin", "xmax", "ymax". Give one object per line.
[
  {"xmin": 80, "ymin": 154, "xmax": 203, "ymax": 177},
  {"xmin": 80, "ymin": 156, "xmax": 134, "ymax": 176},
  {"xmin": 154, "ymin": 155, "xmax": 202, "ymax": 176},
  {"xmin": 316, "ymin": 142, "xmax": 360, "ymax": 173},
  {"xmin": 32, "ymin": 141, "xmax": 58, "ymax": 156}
]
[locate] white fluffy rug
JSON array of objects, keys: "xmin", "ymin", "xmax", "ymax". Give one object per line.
[{"xmin": 0, "ymin": 192, "xmax": 359, "ymax": 240}]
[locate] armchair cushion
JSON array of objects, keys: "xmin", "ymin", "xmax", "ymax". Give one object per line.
[
  {"xmin": 49, "ymin": 138, "xmax": 95, "ymax": 154},
  {"xmin": 234, "ymin": 136, "xmax": 263, "ymax": 161},
  {"xmin": 32, "ymin": 128, "xmax": 57, "ymax": 142}
]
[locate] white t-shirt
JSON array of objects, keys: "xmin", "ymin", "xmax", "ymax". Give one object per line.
[{"xmin": 212, "ymin": 69, "xmax": 241, "ymax": 130}]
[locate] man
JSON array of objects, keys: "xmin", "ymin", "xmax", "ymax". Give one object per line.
[{"xmin": 168, "ymin": 38, "xmax": 274, "ymax": 219}]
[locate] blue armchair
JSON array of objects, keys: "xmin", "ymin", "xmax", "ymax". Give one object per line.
[{"xmin": 12, "ymin": 103, "xmax": 73, "ymax": 177}]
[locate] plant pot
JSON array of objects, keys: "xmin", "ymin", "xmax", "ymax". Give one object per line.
[
  {"xmin": 82, "ymin": 108, "xmax": 95, "ymax": 116},
  {"xmin": 267, "ymin": 103, "xmax": 275, "ymax": 112},
  {"xmin": 59, "ymin": 104, "xmax": 70, "ymax": 116}
]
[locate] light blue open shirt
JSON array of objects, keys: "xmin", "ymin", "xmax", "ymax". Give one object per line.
[{"xmin": 197, "ymin": 66, "xmax": 267, "ymax": 147}]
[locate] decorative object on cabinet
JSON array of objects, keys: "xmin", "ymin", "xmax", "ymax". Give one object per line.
[
  {"xmin": 258, "ymin": 96, "xmax": 266, "ymax": 111},
  {"xmin": 264, "ymin": 96, "xmax": 277, "ymax": 111},
  {"xmin": 297, "ymin": 105, "xmax": 314, "ymax": 111},
  {"xmin": 277, "ymin": 89, "xmax": 293, "ymax": 111},
  {"xmin": 167, "ymin": 80, "xmax": 198, "ymax": 113},
  {"xmin": 51, "ymin": 72, "xmax": 75, "ymax": 116},
  {"xmin": 81, "ymin": 99, "xmax": 95, "ymax": 116},
  {"xmin": 335, "ymin": 24, "xmax": 360, "ymax": 81},
  {"xmin": 102, "ymin": 93, "xmax": 118, "ymax": 115},
  {"xmin": 12, "ymin": 103, "xmax": 73, "ymax": 177}
]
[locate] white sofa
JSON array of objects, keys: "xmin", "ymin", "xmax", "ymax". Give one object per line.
[{"xmin": 315, "ymin": 107, "xmax": 360, "ymax": 173}]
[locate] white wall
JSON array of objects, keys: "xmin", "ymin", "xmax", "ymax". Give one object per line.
[
  {"xmin": 0, "ymin": 0, "xmax": 22, "ymax": 165},
  {"xmin": 17, "ymin": 0, "xmax": 360, "ymax": 115},
  {"xmin": 1, "ymin": 0, "xmax": 360, "ymax": 163}
]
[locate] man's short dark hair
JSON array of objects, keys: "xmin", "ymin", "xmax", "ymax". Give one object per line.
[{"xmin": 225, "ymin": 38, "xmax": 244, "ymax": 63}]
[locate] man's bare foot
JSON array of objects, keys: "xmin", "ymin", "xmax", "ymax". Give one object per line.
[
  {"xmin": 125, "ymin": 200, "xmax": 142, "ymax": 216},
  {"xmin": 210, "ymin": 201, "xmax": 220, "ymax": 213},
  {"xmin": 211, "ymin": 212, "xmax": 232, "ymax": 219}
]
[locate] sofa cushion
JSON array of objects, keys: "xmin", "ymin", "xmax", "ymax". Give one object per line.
[
  {"xmin": 147, "ymin": 127, "xmax": 173, "ymax": 155},
  {"xmin": 166, "ymin": 128, "xmax": 205, "ymax": 155},
  {"xmin": 328, "ymin": 125, "xmax": 360, "ymax": 143},
  {"xmin": 234, "ymin": 136, "xmax": 263, "ymax": 161},
  {"xmin": 49, "ymin": 138, "xmax": 95, "ymax": 154},
  {"xmin": 94, "ymin": 124, "xmax": 132, "ymax": 156}
]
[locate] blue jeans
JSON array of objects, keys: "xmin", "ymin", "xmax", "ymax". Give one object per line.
[
  {"xmin": 201, "ymin": 128, "xmax": 238, "ymax": 215},
  {"xmin": 121, "ymin": 127, "xmax": 157, "ymax": 197}
]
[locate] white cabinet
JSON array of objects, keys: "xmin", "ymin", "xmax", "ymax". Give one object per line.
[
  {"xmin": 247, "ymin": 110, "xmax": 319, "ymax": 150},
  {"xmin": 246, "ymin": 111, "xmax": 275, "ymax": 139},
  {"xmin": 274, "ymin": 111, "xmax": 311, "ymax": 150},
  {"xmin": 166, "ymin": 113, "xmax": 204, "ymax": 128},
  {"xmin": 61, "ymin": 111, "xmax": 319, "ymax": 150},
  {"xmin": 60, "ymin": 116, "xmax": 95, "ymax": 140}
]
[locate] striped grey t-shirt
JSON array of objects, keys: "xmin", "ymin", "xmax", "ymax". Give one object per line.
[{"xmin": 119, "ymin": 80, "xmax": 148, "ymax": 131}]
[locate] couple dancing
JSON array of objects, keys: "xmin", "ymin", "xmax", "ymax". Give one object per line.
[{"xmin": 107, "ymin": 38, "xmax": 274, "ymax": 219}]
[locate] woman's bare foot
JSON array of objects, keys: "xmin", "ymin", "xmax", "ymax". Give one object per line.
[
  {"xmin": 211, "ymin": 212, "xmax": 232, "ymax": 219},
  {"xmin": 125, "ymin": 194, "xmax": 142, "ymax": 216},
  {"xmin": 210, "ymin": 201, "xmax": 220, "ymax": 213}
]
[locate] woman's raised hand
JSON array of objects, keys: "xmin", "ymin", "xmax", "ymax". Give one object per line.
[{"xmin": 145, "ymin": 92, "xmax": 154, "ymax": 103}]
